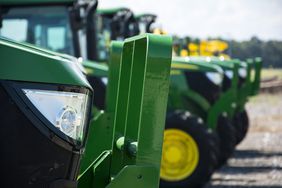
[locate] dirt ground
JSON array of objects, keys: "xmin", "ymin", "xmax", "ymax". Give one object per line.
[{"xmin": 206, "ymin": 93, "xmax": 282, "ymax": 188}]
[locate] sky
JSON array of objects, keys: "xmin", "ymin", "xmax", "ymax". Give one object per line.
[{"xmin": 99, "ymin": 0, "xmax": 282, "ymax": 41}]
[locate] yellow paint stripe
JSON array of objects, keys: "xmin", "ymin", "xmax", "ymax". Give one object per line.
[
  {"xmin": 85, "ymin": 68, "xmax": 94, "ymax": 74},
  {"xmin": 171, "ymin": 63, "xmax": 199, "ymax": 70},
  {"xmin": 170, "ymin": 70, "xmax": 182, "ymax": 75}
]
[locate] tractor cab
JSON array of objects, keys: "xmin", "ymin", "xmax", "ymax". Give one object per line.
[
  {"xmin": 94, "ymin": 7, "xmax": 139, "ymax": 61},
  {"xmin": 135, "ymin": 13, "xmax": 166, "ymax": 35},
  {"xmin": 135, "ymin": 13, "xmax": 157, "ymax": 34},
  {"xmin": 0, "ymin": 0, "xmax": 88, "ymax": 57}
]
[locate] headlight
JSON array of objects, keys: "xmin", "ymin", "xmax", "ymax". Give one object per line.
[
  {"xmin": 225, "ymin": 70, "xmax": 233, "ymax": 79},
  {"xmin": 205, "ymin": 72, "xmax": 223, "ymax": 85},
  {"xmin": 23, "ymin": 89, "xmax": 90, "ymax": 142},
  {"xmin": 238, "ymin": 67, "xmax": 247, "ymax": 78}
]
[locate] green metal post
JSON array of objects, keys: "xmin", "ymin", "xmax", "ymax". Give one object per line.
[
  {"xmin": 108, "ymin": 34, "xmax": 172, "ymax": 187},
  {"xmin": 252, "ymin": 57, "xmax": 263, "ymax": 95}
]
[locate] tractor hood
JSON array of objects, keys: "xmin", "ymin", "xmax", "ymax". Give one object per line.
[
  {"xmin": 0, "ymin": 37, "xmax": 91, "ymax": 89},
  {"xmin": 172, "ymin": 56, "xmax": 223, "ymax": 73},
  {"xmin": 171, "ymin": 56, "xmax": 224, "ymax": 105}
]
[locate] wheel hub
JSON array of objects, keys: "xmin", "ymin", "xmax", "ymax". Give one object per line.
[{"xmin": 160, "ymin": 128, "xmax": 199, "ymax": 181}]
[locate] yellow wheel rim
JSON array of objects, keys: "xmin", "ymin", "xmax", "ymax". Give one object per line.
[{"xmin": 160, "ymin": 128, "xmax": 199, "ymax": 181}]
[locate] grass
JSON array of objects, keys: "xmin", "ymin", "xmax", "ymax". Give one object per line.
[
  {"xmin": 249, "ymin": 92, "xmax": 281, "ymax": 104},
  {"xmin": 261, "ymin": 68, "xmax": 282, "ymax": 80},
  {"xmin": 246, "ymin": 93, "xmax": 282, "ymax": 132}
]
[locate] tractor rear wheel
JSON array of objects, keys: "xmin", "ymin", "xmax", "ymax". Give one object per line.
[
  {"xmin": 160, "ymin": 111, "xmax": 219, "ymax": 188},
  {"xmin": 216, "ymin": 115, "xmax": 236, "ymax": 168},
  {"xmin": 233, "ymin": 109, "xmax": 249, "ymax": 145}
]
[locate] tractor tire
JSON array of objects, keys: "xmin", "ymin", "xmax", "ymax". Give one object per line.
[
  {"xmin": 160, "ymin": 111, "xmax": 219, "ymax": 188},
  {"xmin": 216, "ymin": 115, "xmax": 236, "ymax": 168},
  {"xmin": 233, "ymin": 109, "xmax": 249, "ymax": 145}
]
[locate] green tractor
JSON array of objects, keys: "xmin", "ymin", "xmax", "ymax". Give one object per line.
[
  {"xmin": 94, "ymin": 8, "xmax": 262, "ymax": 146},
  {"xmin": 0, "ymin": 3, "xmax": 220, "ymax": 187},
  {"xmin": 160, "ymin": 55, "xmax": 262, "ymax": 187},
  {"xmin": 91, "ymin": 9, "xmax": 263, "ymax": 188},
  {"xmin": 209, "ymin": 57, "xmax": 262, "ymax": 144},
  {"xmin": 96, "ymin": 13, "xmax": 236, "ymax": 182},
  {"xmin": 160, "ymin": 57, "xmax": 235, "ymax": 187},
  {"xmin": 134, "ymin": 13, "xmax": 262, "ymax": 187},
  {"xmin": 134, "ymin": 13, "xmax": 263, "ymax": 142},
  {"xmin": 0, "ymin": 1, "xmax": 174, "ymax": 187},
  {"xmin": 79, "ymin": 7, "xmax": 224, "ymax": 187},
  {"xmin": 184, "ymin": 56, "xmax": 262, "ymax": 144},
  {"xmin": 96, "ymin": 13, "xmax": 226, "ymax": 184},
  {"xmin": 0, "ymin": 1, "xmax": 263, "ymax": 188}
]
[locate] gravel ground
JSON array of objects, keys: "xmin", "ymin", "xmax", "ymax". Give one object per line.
[{"xmin": 206, "ymin": 93, "xmax": 282, "ymax": 188}]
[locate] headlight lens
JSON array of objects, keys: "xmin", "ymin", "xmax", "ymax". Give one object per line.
[
  {"xmin": 205, "ymin": 72, "xmax": 223, "ymax": 85},
  {"xmin": 239, "ymin": 67, "xmax": 247, "ymax": 78},
  {"xmin": 225, "ymin": 70, "xmax": 233, "ymax": 79},
  {"xmin": 23, "ymin": 89, "xmax": 90, "ymax": 142}
]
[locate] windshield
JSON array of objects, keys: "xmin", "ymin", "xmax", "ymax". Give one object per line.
[
  {"xmin": 0, "ymin": 6, "xmax": 74, "ymax": 55},
  {"xmin": 95, "ymin": 15, "xmax": 112, "ymax": 61}
]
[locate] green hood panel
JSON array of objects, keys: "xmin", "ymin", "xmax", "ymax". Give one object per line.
[
  {"xmin": 0, "ymin": 38, "xmax": 91, "ymax": 88},
  {"xmin": 82, "ymin": 60, "xmax": 108, "ymax": 77},
  {"xmin": 172, "ymin": 56, "xmax": 223, "ymax": 73}
]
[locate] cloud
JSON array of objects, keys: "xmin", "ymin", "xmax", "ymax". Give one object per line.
[{"xmin": 98, "ymin": 0, "xmax": 282, "ymax": 40}]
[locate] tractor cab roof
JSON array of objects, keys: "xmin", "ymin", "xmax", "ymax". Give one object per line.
[
  {"xmin": 97, "ymin": 7, "xmax": 131, "ymax": 17},
  {"xmin": 135, "ymin": 13, "xmax": 157, "ymax": 22}
]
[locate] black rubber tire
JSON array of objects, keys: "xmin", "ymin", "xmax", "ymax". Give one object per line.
[
  {"xmin": 233, "ymin": 109, "xmax": 249, "ymax": 145},
  {"xmin": 216, "ymin": 115, "xmax": 237, "ymax": 168},
  {"xmin": 160, "ymin": 111, "xmax": 219, "ymax": 188}
]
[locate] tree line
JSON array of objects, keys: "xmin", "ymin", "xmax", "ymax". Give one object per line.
[
  {"xmin": 228, "ymin": 37, "xmax": 282, "ymax": 68},
  {"xmin": 174, "ymin": 36, "xmax": 282, "ymax": 68}
]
